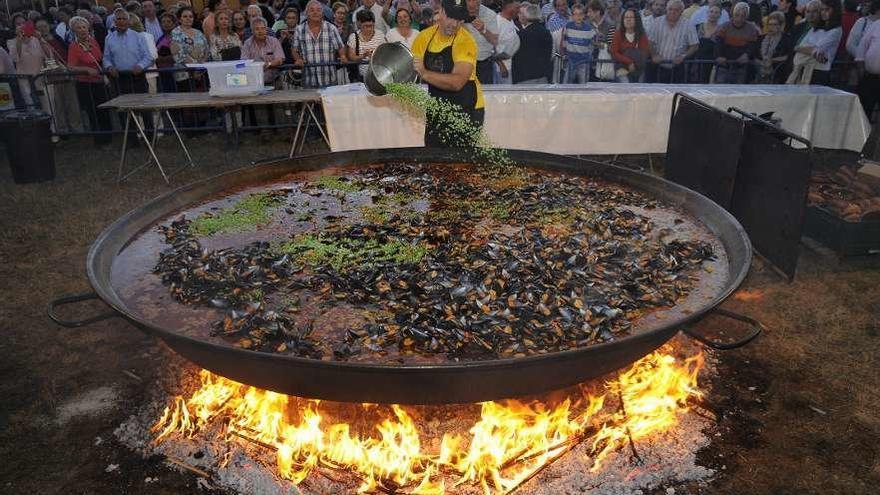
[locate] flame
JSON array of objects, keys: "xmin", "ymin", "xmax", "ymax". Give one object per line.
[
  {"xmin": 589, "ymin": 351, "xmax": 704, "ymax": 471},
  {"xmin": 152, "ymin": 349, "xmax": 703, "ymax": 493}
]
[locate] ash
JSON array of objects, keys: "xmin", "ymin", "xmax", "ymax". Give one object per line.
[
  {"xmin": 115, "ymin": 341, "xmax": 717, "ymax": 495},
  {"xmin": 517, "ymin": 413, "xmax": 714, "ymax": 495}
]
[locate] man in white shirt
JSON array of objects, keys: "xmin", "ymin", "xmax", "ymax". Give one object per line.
[
  {"xmin": 465, "ymin": 0, "xmax": 500, "ymax": 84},
  {"xmin": 648, "ymin": 0, "xmax": 699, "ymax": 82},
  {"xmin": 856, "ymin": 13, "xmax": 880, "ymax": 118},
  {"xmin": 353, "ymin": 0, "xmax": 391, "ymax": 34},
  {"xmin": 847, "ymin": 1, "xmax": 879, "ymax": 58},
  {"xmin": 494, "ymin": 0, "xmax": 521, "ymax": 83}
]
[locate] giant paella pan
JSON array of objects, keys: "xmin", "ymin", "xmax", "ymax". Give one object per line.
[{"xmin": 50, "ymin": 148, "xmax": 761, "ymax": 404}]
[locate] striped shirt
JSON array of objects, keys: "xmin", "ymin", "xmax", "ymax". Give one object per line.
[
  {"xmin": 547, "ymin": 13, "xmax": 570, "ymax": 33},
  {"xmin": 648, "ymin": 16, "xmax": 699, "ymax": 62},
  {"xmin": 293, "ymin": 20, "xmax": 344, "ymax": 88},
  {"xmin": 563, "ymin": 21, "xmax": 596, "ymax": 65},
  {"xmin": 541, "ymin": 3, "xmax": 555, "ymax": 21},
  {"xmin": 348, "ymin": 31, "xmax": 386, "ymax": 77}
]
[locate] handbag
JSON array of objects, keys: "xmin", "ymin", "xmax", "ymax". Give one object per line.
[
  {"xmin": 219, "ymin": 46, "xmax": 241, "ymax": 61},
  {"xmin": 594, "ymin": 45, "xmax": 615, "ymax": 81},
  {"xmin": 347, "ymin": 32, "xmax": 363, "ymax": 83}
]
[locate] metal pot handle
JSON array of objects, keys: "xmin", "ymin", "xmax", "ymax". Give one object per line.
[
  {"xmin": 681, "ymin": 308, "xmax": 764, "ymax": 350},
  {"xmin": 48, "ymin": 292, "xmax": 120, "ymax": 328}
]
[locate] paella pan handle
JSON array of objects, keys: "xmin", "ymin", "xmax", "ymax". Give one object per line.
[
  {"xmin": 681, "ymin": 308, "xmax": 764, "ymax": 350},
  {"xmin": 47, "ymin": 292, "xmax": 120, "ymax": 328}
]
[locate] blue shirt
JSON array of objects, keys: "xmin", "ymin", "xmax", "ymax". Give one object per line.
[
  {"xmin": 103, "ymin": 29, "xmax": 154, "ymax": 71},
  {"xmin": 563, "ymin": 21, "xmax": 595, "ymax": 65},
  {"xmin": 547, "ymin": 13, "xmax": 569, "ymax": 33}
]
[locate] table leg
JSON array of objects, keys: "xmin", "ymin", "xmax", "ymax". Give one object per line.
[
  {"xmin": 166, "ymin": 110, "xmax": 195, "ymax": 168},
  {"xmin": 117, "ymin": 111, "xmax": 131, "ymax": 184},
  {"xmin": 131, "ymin": 112, "xmax": 169, "ymax": 184},
  {"xmin": 288, "ymin": 103, "xmax": 307, "ymax": 158},
  {"xmin": 306, "ymin": 102, "xmax": 330, "ymax": 149},
  {"xmin": 231, "ymin": 105, "xmax": 240, "ymax": 150},
  {"xmin": 151, "ymin": 120, "xmax": 160, "ymax": 148},
  {"xmin": 139, "ymin": 118, "xmax": 161, "ymax": 170}
]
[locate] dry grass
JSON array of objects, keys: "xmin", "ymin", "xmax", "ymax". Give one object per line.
[{"xmin": 0, "ymin": 140, "xmax": 878, "ymax": 494}]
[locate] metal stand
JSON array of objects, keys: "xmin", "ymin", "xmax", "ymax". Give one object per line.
[
  {"xmin": 116, "ymin": 109, "xmax": 196, "ymax": 184},
  {"xmin": 288, "ymin": 101, "xmax": 329, "ymax": 158}
]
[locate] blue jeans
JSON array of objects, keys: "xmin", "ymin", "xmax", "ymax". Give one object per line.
[
  {"xmin": 715, "ymin": 64, "xmax": 748, "ymax": 84},
  {"xmin": 565, "ymin": 61, "xmax": 590, "ymax": 84}
]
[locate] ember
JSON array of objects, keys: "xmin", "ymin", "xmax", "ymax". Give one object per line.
[
  {"xmin": 150, "ymin": 163, "xmax": 719, "ymax": 362},
  {"xmin": 146, "ymin": 349, "xmax": 705, "ymax": 494}
]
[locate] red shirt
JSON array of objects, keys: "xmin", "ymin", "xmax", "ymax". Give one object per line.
[
  {"xmin": 611, "ymin": 30, "xmax": 651, "ymax": 66},
  {"xmin": 67, "ymin": 37, "xmax": 104, "ymax": 83}
]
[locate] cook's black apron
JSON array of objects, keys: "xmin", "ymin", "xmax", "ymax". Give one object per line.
[{"xmin": 422, "ymin": 29, "xmax": 485, "ymax": 148}]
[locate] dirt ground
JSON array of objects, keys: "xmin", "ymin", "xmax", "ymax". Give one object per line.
[{"xmin": 0, "ymin": 134, "xmax": 878, "ymax": 495}]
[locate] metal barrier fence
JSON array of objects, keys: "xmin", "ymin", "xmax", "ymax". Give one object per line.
[
  {"xmin": 552, "ymin": 56, "xmax": 860, "ymax": 87},
  {"xmin": 0, "ymin": 58, "xmax": 866, "ymax": 138}
]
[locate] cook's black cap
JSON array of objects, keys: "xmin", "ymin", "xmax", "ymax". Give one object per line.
[{"xmin": 442, "ymin": 0, "xmax": 470, "ymax": 21}]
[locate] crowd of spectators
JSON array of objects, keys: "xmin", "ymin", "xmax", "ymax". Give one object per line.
[{"xmin": 0, "ymin": 0, "xmax": 878, "ymax": 140}]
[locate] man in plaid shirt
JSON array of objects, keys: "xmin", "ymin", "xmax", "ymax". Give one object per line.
[{"xmin": 292, "ymin": 0, "xmax": 348, "ymax": 87}]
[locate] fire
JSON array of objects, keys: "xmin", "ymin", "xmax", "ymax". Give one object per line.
[{"xmin": 152, "ymin": 349, "xmax": 703, "ymax": 494}]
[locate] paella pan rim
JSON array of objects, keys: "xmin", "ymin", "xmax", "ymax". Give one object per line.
[{"xmin": 85, "ymin": 148, "xmax": 750, "ymax": 376}]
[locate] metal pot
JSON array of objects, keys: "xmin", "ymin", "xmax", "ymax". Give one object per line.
[
  {"xmin": 365, "ymin": 42, "xmax": 418, "ymax": 96},
  {"xmin": 48, "ymin": 149, "xmax": 763, "ymax": 404}
]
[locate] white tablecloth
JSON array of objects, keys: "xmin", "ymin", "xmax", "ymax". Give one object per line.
[{"xmin": 320, "ymin": 83, "xmax": 871, "ymax": 154}]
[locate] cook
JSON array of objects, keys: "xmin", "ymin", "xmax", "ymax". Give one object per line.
[{"xmin": 410, "ymin": 0, "xmax": 485, "ymax": 147}]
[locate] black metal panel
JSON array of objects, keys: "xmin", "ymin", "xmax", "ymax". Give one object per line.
[
  {"xmin": 665, "ymin": 93, "xmax": 744, "ymax": 209},
  {"xmin": 729, "ymin": 122, "xmax": 812, "ymax": 280}
]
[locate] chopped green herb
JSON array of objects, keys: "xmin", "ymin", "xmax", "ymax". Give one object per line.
[
  {"xmin": 276, "ymin": 234, "xmax": 430, "ymax": 271},
  {"xmin": 188, "ymin": 192, "xmax": 285, "ymax": 237},
  {"xmin": 385, "ymin": 82, "xmax": 514, "ymax": 170},
  {"xmin": 312, "ymin": 175, "xmax": 364, "ymax": 193},
  {"xmin": 359, "ymin": 205, "xmax": 391, "ymax": 224}
]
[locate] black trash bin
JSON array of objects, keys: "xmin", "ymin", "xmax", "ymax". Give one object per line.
[{"xmin": 2, "ymin": 110, "xmax": 55, "ymax": 183}]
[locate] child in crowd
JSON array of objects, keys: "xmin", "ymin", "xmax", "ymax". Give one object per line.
[{"xmin": 560, "ymin": 4, "xmax": 596, "ymax": 83}]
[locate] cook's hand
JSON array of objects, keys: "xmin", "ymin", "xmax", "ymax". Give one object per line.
[
  {"xmin": 815, "ymin": 52, "xmax": 828, "ymax": 63},
  {"xmin": 108, "ymin": 66, "xmax": 119, "ymax": 78},
  {"xmin": 363, "ymin": 48, "xmax": 373, "ymax": 58},
  {"xmin": 673, "ymin": 55, "xmax": 685, "ymax": 65},
  {"xmin": 132, "ymin": 64, "xmax": 144, "ymax": 75},
  {"xmin": 413, "ymin": 57, "xmax": 425, "ymax": 77}
]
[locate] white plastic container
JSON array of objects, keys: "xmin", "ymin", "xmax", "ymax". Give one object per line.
[{"xmin": 188, "ymin": 60, "xmax": 266, "ymax": 97}]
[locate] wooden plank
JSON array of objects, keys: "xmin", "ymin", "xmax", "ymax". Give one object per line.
[{"xmin": 99, "ymin": 90, "xmax": 321, "ymax": 111}]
